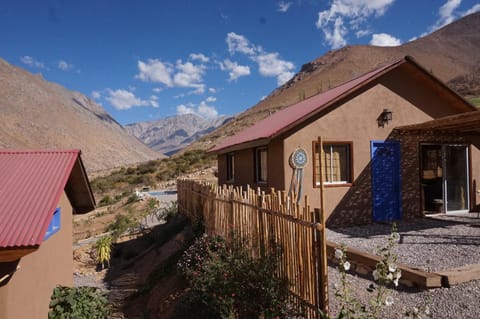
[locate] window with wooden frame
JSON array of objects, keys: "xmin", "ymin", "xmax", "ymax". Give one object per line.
[
  {"xmin": 226, "ymin": 153, "xmax": 235, "ymax": 182},
  {"xmin": 255, "ymin": 147, "xmax": 268, "ymax": 183},
  {"xmin": 313, "ymin": 141, "xmax": 353, "ymax": 186}
]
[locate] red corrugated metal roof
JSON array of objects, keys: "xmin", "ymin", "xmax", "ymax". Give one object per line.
[
  {"xmin": 210, "ymin": 57, "xmax": 407, "ymax": 153},
  {"xmin": 0, "ymin": 149, "xmax": 80, "ymax": 248}
]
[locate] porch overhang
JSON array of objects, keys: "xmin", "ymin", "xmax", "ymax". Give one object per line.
[{"xmin": 397, "ymin": 110, "xmax": 480, "ymax": 134}]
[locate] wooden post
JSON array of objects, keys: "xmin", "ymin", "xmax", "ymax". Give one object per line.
[{"xmin": 317, "ymin": 136, "xmax": 329, "ymax": 316}]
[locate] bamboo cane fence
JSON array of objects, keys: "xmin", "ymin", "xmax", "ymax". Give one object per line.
[{"xmin": 177, "ymin": 179, "xmax": 328, "ymax": 318}]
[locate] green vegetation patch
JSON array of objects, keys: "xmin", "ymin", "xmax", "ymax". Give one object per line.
[
  {"xmin": 49, "ymin": 286, "xmax": 111, "ymax": 319},
  {"xmin": 90, "ymin": 149, "xmax": 215, "ymax": 197},
  {"xmin": 469, "ymin": 96, "xmax": 480, "ymax": 107}
]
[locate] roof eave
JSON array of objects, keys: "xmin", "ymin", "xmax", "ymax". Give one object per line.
[{"xmin": 210, "ymin": 138, "xmax": 271, "ymax": 154}]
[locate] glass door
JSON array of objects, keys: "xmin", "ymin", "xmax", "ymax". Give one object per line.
[
  {"xmin": 444, "ymin": 145, "xmax": 469, "ymax": 213},
  {"xmin": 421, "ymin": 145, "xmax": 443, "ymax": 212},
  {"xmin": 421, "ymin": 144, "xmax": 469, "ymax": 214}
]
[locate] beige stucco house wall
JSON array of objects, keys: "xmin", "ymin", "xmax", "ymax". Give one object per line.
[{"xmin": 0, "ymin": 193, "xmax": 74, "ymax": 319}]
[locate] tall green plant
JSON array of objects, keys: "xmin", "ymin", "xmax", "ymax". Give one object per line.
[{"xmin": 94, "ymin": 235, "xmax": 112, "ymax": 269}]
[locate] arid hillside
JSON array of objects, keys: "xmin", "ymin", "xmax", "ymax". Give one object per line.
[
  {"xmin": 0, "ymin": 58, "xmax": 161, "ymax": 172},
  {"xmin": 187, "ymin": 12, "xmax": 480, "ymax": 151}
]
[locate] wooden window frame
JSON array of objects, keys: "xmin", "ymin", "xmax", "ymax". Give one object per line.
[
  {"xmin": 312, "ymin": 141, "xmax": 354, "ymax": 188},
  {"xmin": 255, "ymin": 147, "xmax": 268, "ymax": 184},
  {"xmin": 226, "ymin": 152, "xmax": 235, "ymax": 182}
]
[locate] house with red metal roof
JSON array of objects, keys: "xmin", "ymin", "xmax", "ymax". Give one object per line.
[
  {"xmin": 0, "ymin": 149, "xmax": 95, "ymax": 319},
  {"xmin": 211, "ymin": 56, "xmax": 480, "ymax": 227}
]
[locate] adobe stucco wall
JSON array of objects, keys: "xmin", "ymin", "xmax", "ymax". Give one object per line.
[
  {"xmin": 0, "ymin": 192, "xmax": 74, "ymax": 319},
  {"xmin": 218, "ymin": 138, "xmax": 285, "ymax": 191}
]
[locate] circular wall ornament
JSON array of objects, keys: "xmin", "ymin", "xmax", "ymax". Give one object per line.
[{"xmin": 289, "ymin": 148, "xmax": 308, "ymax": 169}]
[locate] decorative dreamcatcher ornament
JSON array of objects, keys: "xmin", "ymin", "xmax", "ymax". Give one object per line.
[{"xmin": 288, "ymin": 148, "xmax": 308, "ymax": 204}]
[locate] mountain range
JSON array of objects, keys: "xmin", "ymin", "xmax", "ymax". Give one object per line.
[
  {"xmin": 125, "ymin": 114, "xmax": 231, "ymax": 156},
  {"xmin": 186, "ymin": 12, "xmax": 480, "ymax": 152},
  {"xmin": 0, "ymin": 58, "xmax": 160, "ymax": 173}
]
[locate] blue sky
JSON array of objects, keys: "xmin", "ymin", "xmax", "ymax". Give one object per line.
[{"xmin": 1, "ymin": 1, "xmax": 479, "ymax": 125}]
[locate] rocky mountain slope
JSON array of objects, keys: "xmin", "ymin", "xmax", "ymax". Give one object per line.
[
  {"xmin": 125, "ymin": 113, "xmax": 232, "ymax": 156},
  {"xmin": 0, "ymin": 58, "xmax": 161, "ymax": 172},
  {"xmin": 187, "ymin": 12, "xmax": 480, "ymax": 152}
]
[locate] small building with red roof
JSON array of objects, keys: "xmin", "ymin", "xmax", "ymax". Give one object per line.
[
  {"xmin": 0, "ymin": 149, "xmax": 95, "ymax": 319},
  {"xmin": 211, "ymin": 56, "xmax": 480, "ymax": 226}
]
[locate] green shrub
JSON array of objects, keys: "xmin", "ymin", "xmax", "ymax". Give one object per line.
[
  {"xmin": 177, "ymin": 234, "xmax": 292, "ymax": 319},
  {"xmin": 48, "ymin": 286, "xmax": 111, "ymax": 319},
  {"xmin": 126, "ymin": 193, "xmax": 140, "ymax": 204},
  {"xmin": 107, "ymin": 214, "xmax": 138, "ymax": 240},
  {"xmin": 98, "ymin": 195, "xmax": 114, "ymax": 207}
]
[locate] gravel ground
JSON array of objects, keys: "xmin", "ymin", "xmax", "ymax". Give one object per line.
[
  {"xmin": 327, "ymin": 265, "xmax": 480, "ymax": 319},
  {"xmin": 326, "ymin": 215, "xmax": 480, "ymax": 319},
  {"xmin": 327, "ymin": 216, "xmax": 480, "ymax": 272},
  {"xmin": 73, "ymin": 272, "xmax": 107, "ymax": 290}
]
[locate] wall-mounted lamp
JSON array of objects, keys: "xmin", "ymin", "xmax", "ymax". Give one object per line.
[{"xmin": 377, "ymin": 108, "xmax": 393, "ymax": 128}]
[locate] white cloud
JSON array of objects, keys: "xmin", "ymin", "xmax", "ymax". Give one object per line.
[
  {"xmin": 20, "ymin": 55, "xmax": 46, "ymax": 69},
  {"xmin": 189, "ymin": 53, "xmax": 209, "ymax": 62},
  {"xmin": 106, "ymin": 89, "xmax": 158, "ymax": 110},
  {"xmin": 224, "ymin": 32, "xmax": 295, "ymax": 86},
  {"xmin": 226, "ymin": 32, "xmax": 257, "ymax": 55},
  {"xmin": 176, "ymin": 101, "xmax": 218, "ymax": 119},
  {"xmin": 152, "ymin": 87, "xmax": 163, "ymax": 93},
  {"xmin": 464, "ymin": 3, "xmax": 480, "ymax": 15},
  {"xmin": 208, "ymin": 88, "xmax": 217, "ymax": 94},
  {"xmin": 149, "ymin": 95, "xmax": 159, "ymax": 108},
  {"xmin": 322, "ymin": 17, "xmax": 347, "ymax": 49},
  {"xmin": 316, "ymin": 0, "xmax": 395, "ymax": 48},
  {"xmin": 428, "ymin": 0, "xmax": 462, "ymax": 32},
  {"xmin": 136, "ymin": 58, "xmax": 207, "ymax": 94},
  {"xmin": 177, "ymin": 104, "xmax": 195, "ymax": 115},
  {"xmin": 206, "ymin": 96, "xmax": 217, "ymax": 102},
  {"xmin": 278, "ymin": 1, "xmax": 293, "ymax": 12},
  {"xmin": 91, "ymin": 91, "xmax": 101, "ymax": 99},
  {"xmin": 58, "ymin": 60, "xmax": 73, "ymax": 71},
  {"xmin": 136, "ymin": 59, "xmax": 173, "ymax": 86},
  {"xmin": 370, "ymin": 33, "xmax": 401, "ymax": 46},
  {"xmin": 254, "ymin": 52, "xmax": 295, "ymax": 85},
  {"xmin": 439, "ymin": 0, "xmax": 462, "ymax": 23},
  {"xmin": 220, "ymin": 59, "xmax": 251, "ymax": 81},
  {"xmin": 356, "ymin": 29, "xmax": 370, "ymax": 38},
  {"xmin": 197, "ymin": 101, "xmax": 218, "ymax": 119},
  {"xmin": 173, "ymin": 60, "xmax": 206, "ymax": 88}
]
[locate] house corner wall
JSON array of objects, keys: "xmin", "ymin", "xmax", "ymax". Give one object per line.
[{"xmin": 0, "ymin": 192, "xmax": 74, "ymax": 319}]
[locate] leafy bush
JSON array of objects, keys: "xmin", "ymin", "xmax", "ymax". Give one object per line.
[
  {"xmin": 107, "ymin": 214, "xmax": 138, "ymax": 240},
  {"xmin": 48, "ymin": 286, "xmax": 111, "ymax": 319},
  {"xmin": 177, "ymin": 234, "xmax": 292, "ymax": 319},
  {"xmin": 98, "ymin": 195, "xmax": 115, "ymax": 207},
  {"xmin": 126, "ymin": 193, "xmax": 140, "ymax": 204}
]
